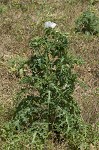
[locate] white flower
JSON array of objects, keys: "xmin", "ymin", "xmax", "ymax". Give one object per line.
[{"xmin": 44, "ymin": 21, "xmax": 57, "ymax": 28}]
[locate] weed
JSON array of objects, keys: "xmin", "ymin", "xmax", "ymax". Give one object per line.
[
  {"xmin": 75, "ymin": 9, "xmax": 99, "ymax": 35},
  {"xmin": 8, "ymin": 56, "xmax": 28, "ymax": 77},
  {"xmin": 0, "ymin": 4, "xmax": 7, "ymax": 14}
]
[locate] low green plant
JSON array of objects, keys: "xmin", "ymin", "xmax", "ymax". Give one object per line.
[
  {"xmin": 0, "ymin": 4, "xmax": 7, "ymax": 14},
  {"xmin": 75, "ymin": 9, "xmax": 99, "ymax": 35},
  {"xmin": 8, "ymin": 55, "xmax": 27, "ymax": 77}
]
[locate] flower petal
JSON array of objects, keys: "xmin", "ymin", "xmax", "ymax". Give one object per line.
[{"xmin": 45, "ymin": 21, "xmax": 57, "ymax": 28}]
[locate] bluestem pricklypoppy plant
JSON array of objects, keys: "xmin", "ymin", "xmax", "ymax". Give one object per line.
[{"xmin": 11, "ymin": 24, "xmax": 82, "ymax": 144}]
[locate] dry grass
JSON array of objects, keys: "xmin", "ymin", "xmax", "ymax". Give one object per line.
[{"xmin": 0, "ymin": 0, "xmax": 99, "ymax": 149}]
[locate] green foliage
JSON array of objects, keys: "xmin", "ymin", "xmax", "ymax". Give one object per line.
[
  {"xmin": 8, "ymin": 56, "xmax": 27, "ymax": 77},
  {"xmin": 1, "ymin": 121, "xmax": 99, "ymax": 150},
  {"xmin": 0, "ymin": 4, "xmax": 7, "ymax": 14},
  {"xmin": 1, "ymin": 124, "xmax": 47, "ymax": 150},
  {"xmin": 75, "ymin": 9, "xmax": 99, "ymax": 35},
  {"xmin": 8, "ymin": 28, "xmax": 83, "ymax": 146}
]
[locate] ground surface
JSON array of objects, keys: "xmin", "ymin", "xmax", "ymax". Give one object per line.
[{"xmin": 0, "ymin": 0, "xmax": 99, "ymax": 149}]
